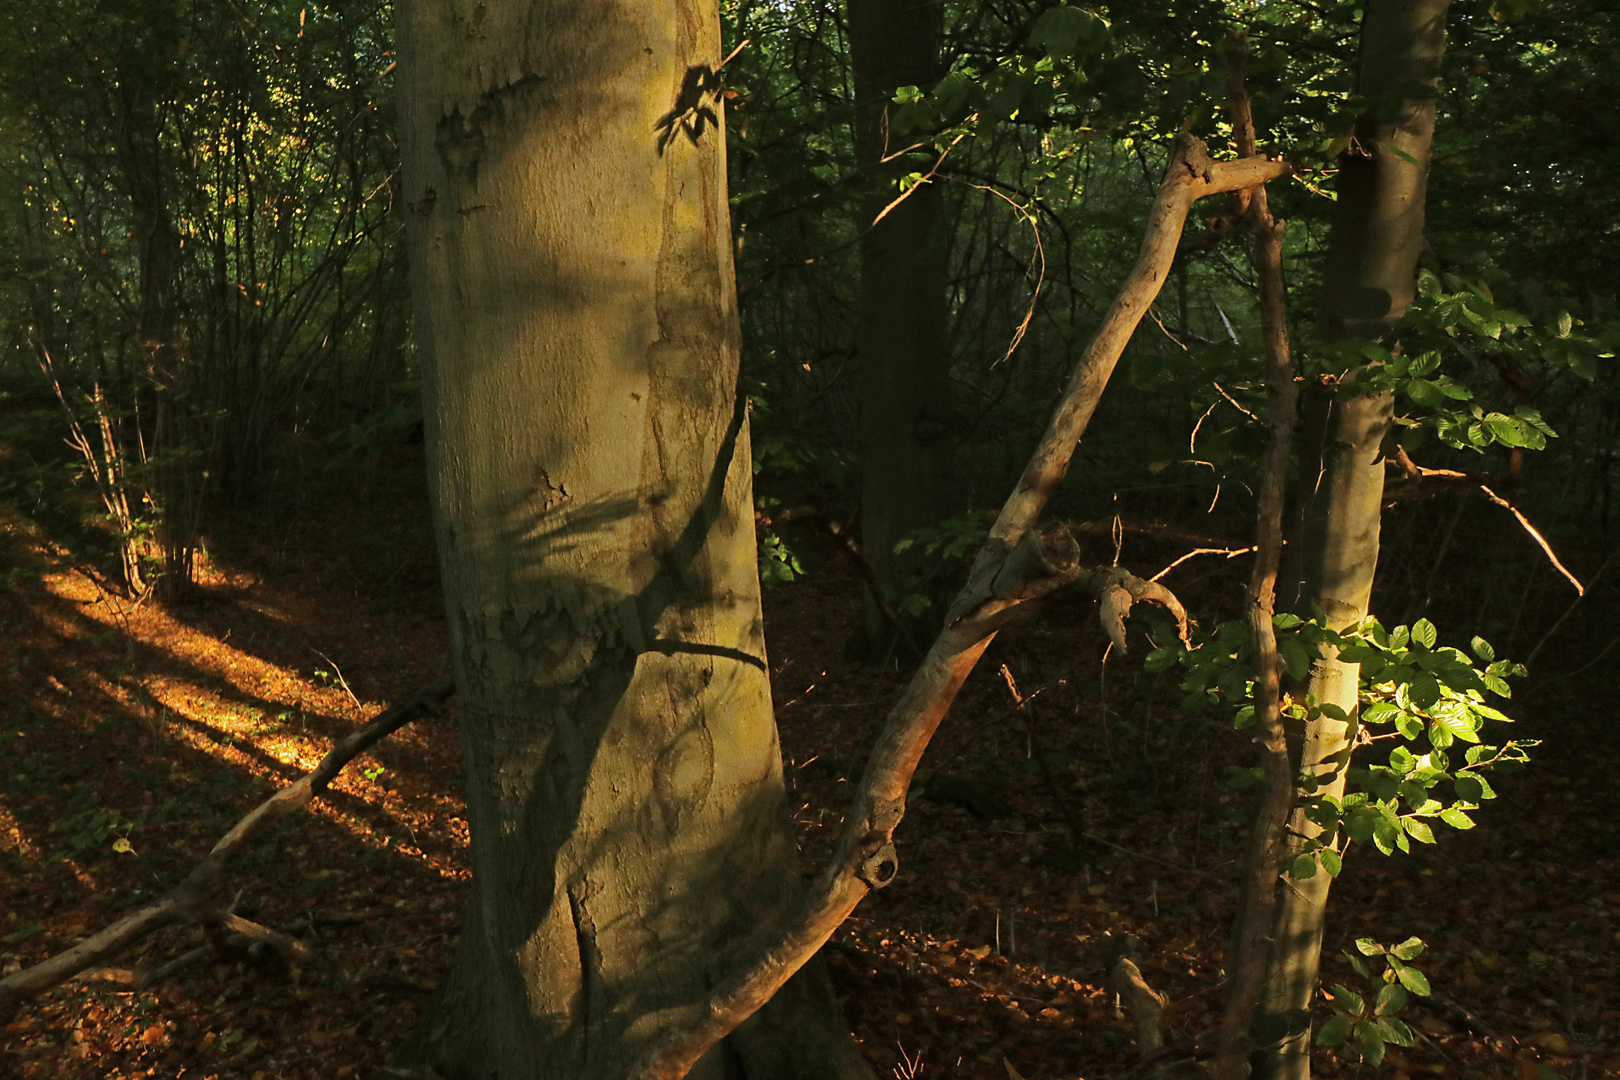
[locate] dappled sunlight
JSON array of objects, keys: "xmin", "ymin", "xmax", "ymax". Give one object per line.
[{"xmin": 31, "ymin": 566, "xmax": 471, "ymax": 883}]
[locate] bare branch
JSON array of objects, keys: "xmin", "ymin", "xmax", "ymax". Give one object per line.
[{"xmin": 636, "ymin": 133, "xmax": 1292, "ymax": 1080}]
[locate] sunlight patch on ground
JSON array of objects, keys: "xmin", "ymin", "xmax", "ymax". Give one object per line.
[{"xmin": 35, "ymin": 567, "xmax": 469, "ymax": 882}]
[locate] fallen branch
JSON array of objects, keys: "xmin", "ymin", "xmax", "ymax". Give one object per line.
[
  {"xmin": 0, "ymin": 678, "xmax": 455, "ymax": 1016},
  {"xmin": 73, "ymin": 911, "xmax": 369, "ymax": 992},
  {"xmin": 637, "ymin": 133, "xmax": 1292, "ymax": 1079}
]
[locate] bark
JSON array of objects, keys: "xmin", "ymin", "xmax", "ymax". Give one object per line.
[
  {"xmin": 848, "ymin": 0, "xmax": 954, "ymax": 654},
  {"xmin": 1214, "ymin": 34, "xmax": 1302, "ymax": 1080},
  {"xmin": 391, "ymin": 2, "xmax": 870, "ymax": 1077},
  {"xmin": 1253, "ymin": 3, "xmax": 1450, "ymax": 1077},
  {"xmin": 638, "ymin": 141, "xmax": 1291, "ymax": 1080}
]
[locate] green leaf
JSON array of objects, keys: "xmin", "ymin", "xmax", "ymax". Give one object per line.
[
  {"xmin": 1317, "ymin": 1015, "xmax": 1355, "ymax": 1047},
  {"xmin": 1390, "ymin": 936, "xmax": 1425, "ymax": 961},
  {"xmin": 1403, "ymin": 817, "xmax": 1435, "ymax": 844},
  {"xmin": 1411, "ymin": 619, "xmax": 1438, "ymax": 648},
  {"xmin": 1330, "ymin": 984, "xmax": 1366, "ymax": 1016},
  {"xmin": 1431, "ymin": 702, "xmax": 1480, "ymax": 743},
  {"xmin": 1395, "ymin": 965, "xmax": 1431, "ymax": 996},
  {"xmin": 1358, "ymin": 1027, "xmax": 1387, "ymax": 1067},
  {"xmin": 1289, "ymin": 852, "xmax": 1318, "ymax": 880},
  {"xmin": 1143, "ymin": 646, "xmax": 1181, "ymax": 673},
  {"xmin": 1405, "ymin": 379, "xmax": 1446, "ymax": 407},
  {"xmin": 1278, "ymin": 638, "xmax": 1312, "ymax": 681},
  {"xmin": 1408, "ymin": 673, "xmax": 1441, "ymax": 709},
  {"xmin": 1233, "ymin": 705, "xmax": 1257, "ymax": 730},
  {"xmin": 1470, "ymin": 636, "xmax": 1495, "ymax": 662},
  {"xmin": 1370, "ymin": 1017, "xmax": 1414, "ymax": 1047},
  {"xmin": 1029, "ymin": 5, "xmax": 1102, "ymax": 59},
  {"xmin": 1320, "ymin": 848, "xmax": 1343, "ymax": 877},
  {"xmin": 1345, "ymin": 806, "xmax": 1381, "ymax": 844},
  {"xmin": 1273, "ymin": 612, "xmax": 1304, "ymax": 630},
  {"xmin": 1439, "ymin": 806, "xmax": 1475, "ymax": 829},
  {"xmin": 1374, "ymin": 982, "xmax": 1408, "ymax": 1016},
  {"xmin": 1362, "ymin": 701, "xmax": 1401, "ymax": 725},
  {"xmin": 1396, "ymin": 712, "xmax": 1425, "ymax": 740}
]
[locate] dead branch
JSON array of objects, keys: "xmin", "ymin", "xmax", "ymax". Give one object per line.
[
  {"xmin": 1113, "ymin": 957, "xmax": 1169, "ymax": 1060},
  {"xmin": 636, "ymin": 134, "xmax": 1292, "ymax": 1080},
  {"xmin": 0, "ymin": 679, "xmax": 455, "ymax": 1017},
  {"xmin": 1387, "ymin": 445, "xmax": 1583, "ymax": 595}
]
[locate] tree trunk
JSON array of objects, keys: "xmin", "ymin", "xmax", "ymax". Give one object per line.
[
  {"xmin": 115, "ymin": 56, "xmax": 197, "ymax": 602},
  {"xmin": 1252, "ymin": 2, "xmax": 1450, "ymax": 1077},
  {"xmin": 392, "ymin": 2, "xmax": 871, "ymax": 1078},
  {"xmin": 849, "ymin": 0, "xmax": 954, "ymax": 656}
]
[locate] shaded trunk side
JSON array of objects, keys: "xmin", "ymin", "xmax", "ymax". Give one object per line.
[
  {"xmin": 848, "ymin": 0, "xmax": 954, "ymax": 656},
  {"xmin": 1253, "ymin": 1, "xmax": 1450, "ymax": 1076},
  {"xmin": 392, "ymin": 1, "xmax": 870, "ymax": 1077}
]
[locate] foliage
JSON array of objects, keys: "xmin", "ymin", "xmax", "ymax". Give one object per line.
[
  {"xmin": 758, "ymin": 528, "xmax": 806, "ymax": 587},
  {"xmin": 890, "ymin": 511, "xmax": 991, "ymax": 616},
  {"xmin": 1148, "ymin": 613, "xmax": 1532, "ymax": 875},
  {"xmin": 1316, "ymin": 937, "xmax": 1429, "ymax": 1067}
]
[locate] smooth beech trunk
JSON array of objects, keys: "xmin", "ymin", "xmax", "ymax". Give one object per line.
[
  {"xmin": 1253, "ymin": 2, "xmax": 1450, "ymax": 1077},
  {"xmin": 393, "ymin": 2, "xmax": 870, "ymax": 1077},
  {"xmin": 848, "ymin": 0, "xmax": 954, "ymax": 653}
]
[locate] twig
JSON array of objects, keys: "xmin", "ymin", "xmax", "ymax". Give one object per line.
[
  {"xmin": 1151, "ymin": 545, "xmax": 1257, "ymax": 582},
  {"xmin": 1525, "ymin": 546, "xmax": 1618, "ymax": 669},
  {"xmin": 1476, "ymin": 485, "xmax": 1583, "ymax": 596},
  {"xmin": 1387, "ymin": 446, "xmax": 1583, "ymax": 596},
  {"xmin": 870, "ymin": 128, "xmax": 972, "ymax": 227},
  {"xmin": 312, "ymin": 648, "xmax": 364, "ymax": 709}
]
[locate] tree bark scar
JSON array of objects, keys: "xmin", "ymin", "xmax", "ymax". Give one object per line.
[{"xmin": 567, "ymin": 879, "xmax": 603, "ymax": 1069}]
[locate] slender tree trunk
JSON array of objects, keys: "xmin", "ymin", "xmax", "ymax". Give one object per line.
[
  {"xmin": 1214, "ymin": 37, "xmax": 1301, "ymax": 1080},
  {"xmin": 1252, "ymin": 2, "xmax": 1450, "ymax": 1077},
  {"xmin": 392, "ymin": 2, "xmax": 870, "ymax": 1078},
  {"xmin": 848, "ymin": 0, "xmax": 954, "ymax": 656},
  {"xmin": 115, "ymin": 60, "xmax": 196, "ymax": 601}
]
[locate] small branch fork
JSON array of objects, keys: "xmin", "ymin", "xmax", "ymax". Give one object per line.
[
  {"xmin": 638, "ymin": 128, "xmax": 1293, "ymax": 1079},
  {"xmin": 1213, "ymin": 32, "xmax": 1303, "ymax": 1080},
  {"xmin": 0, "ymin": 679, "xmax": 456, "ymax": 1019}
]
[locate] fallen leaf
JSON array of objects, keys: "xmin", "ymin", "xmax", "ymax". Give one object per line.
[
  {"xmin": 1529, "ymin": 1031, "xmax": 1574, "ymax": 1055},
  {"xmin": 1004, "ymin": 1058, "xmax": 1029, "ymax": 1080}
]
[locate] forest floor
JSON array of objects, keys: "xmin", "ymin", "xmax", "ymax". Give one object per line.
[{"xmin": 2, "ymin": 417, "xmax": 1618, "ymax": 1080}]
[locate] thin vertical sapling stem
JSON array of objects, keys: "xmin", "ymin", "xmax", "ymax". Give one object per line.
[{"xmin": 1214, "ymin": 32, "xmax": 1304, "ymax": 1080}]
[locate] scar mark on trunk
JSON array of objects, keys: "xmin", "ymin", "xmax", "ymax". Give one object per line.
[
  {"xmin": 567, "ymin": 879, "xmax": 603, "ymax": 1068},
  {"xmin": 527, "ymin": 467, "xmax": 571, "ymax": 514}
]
